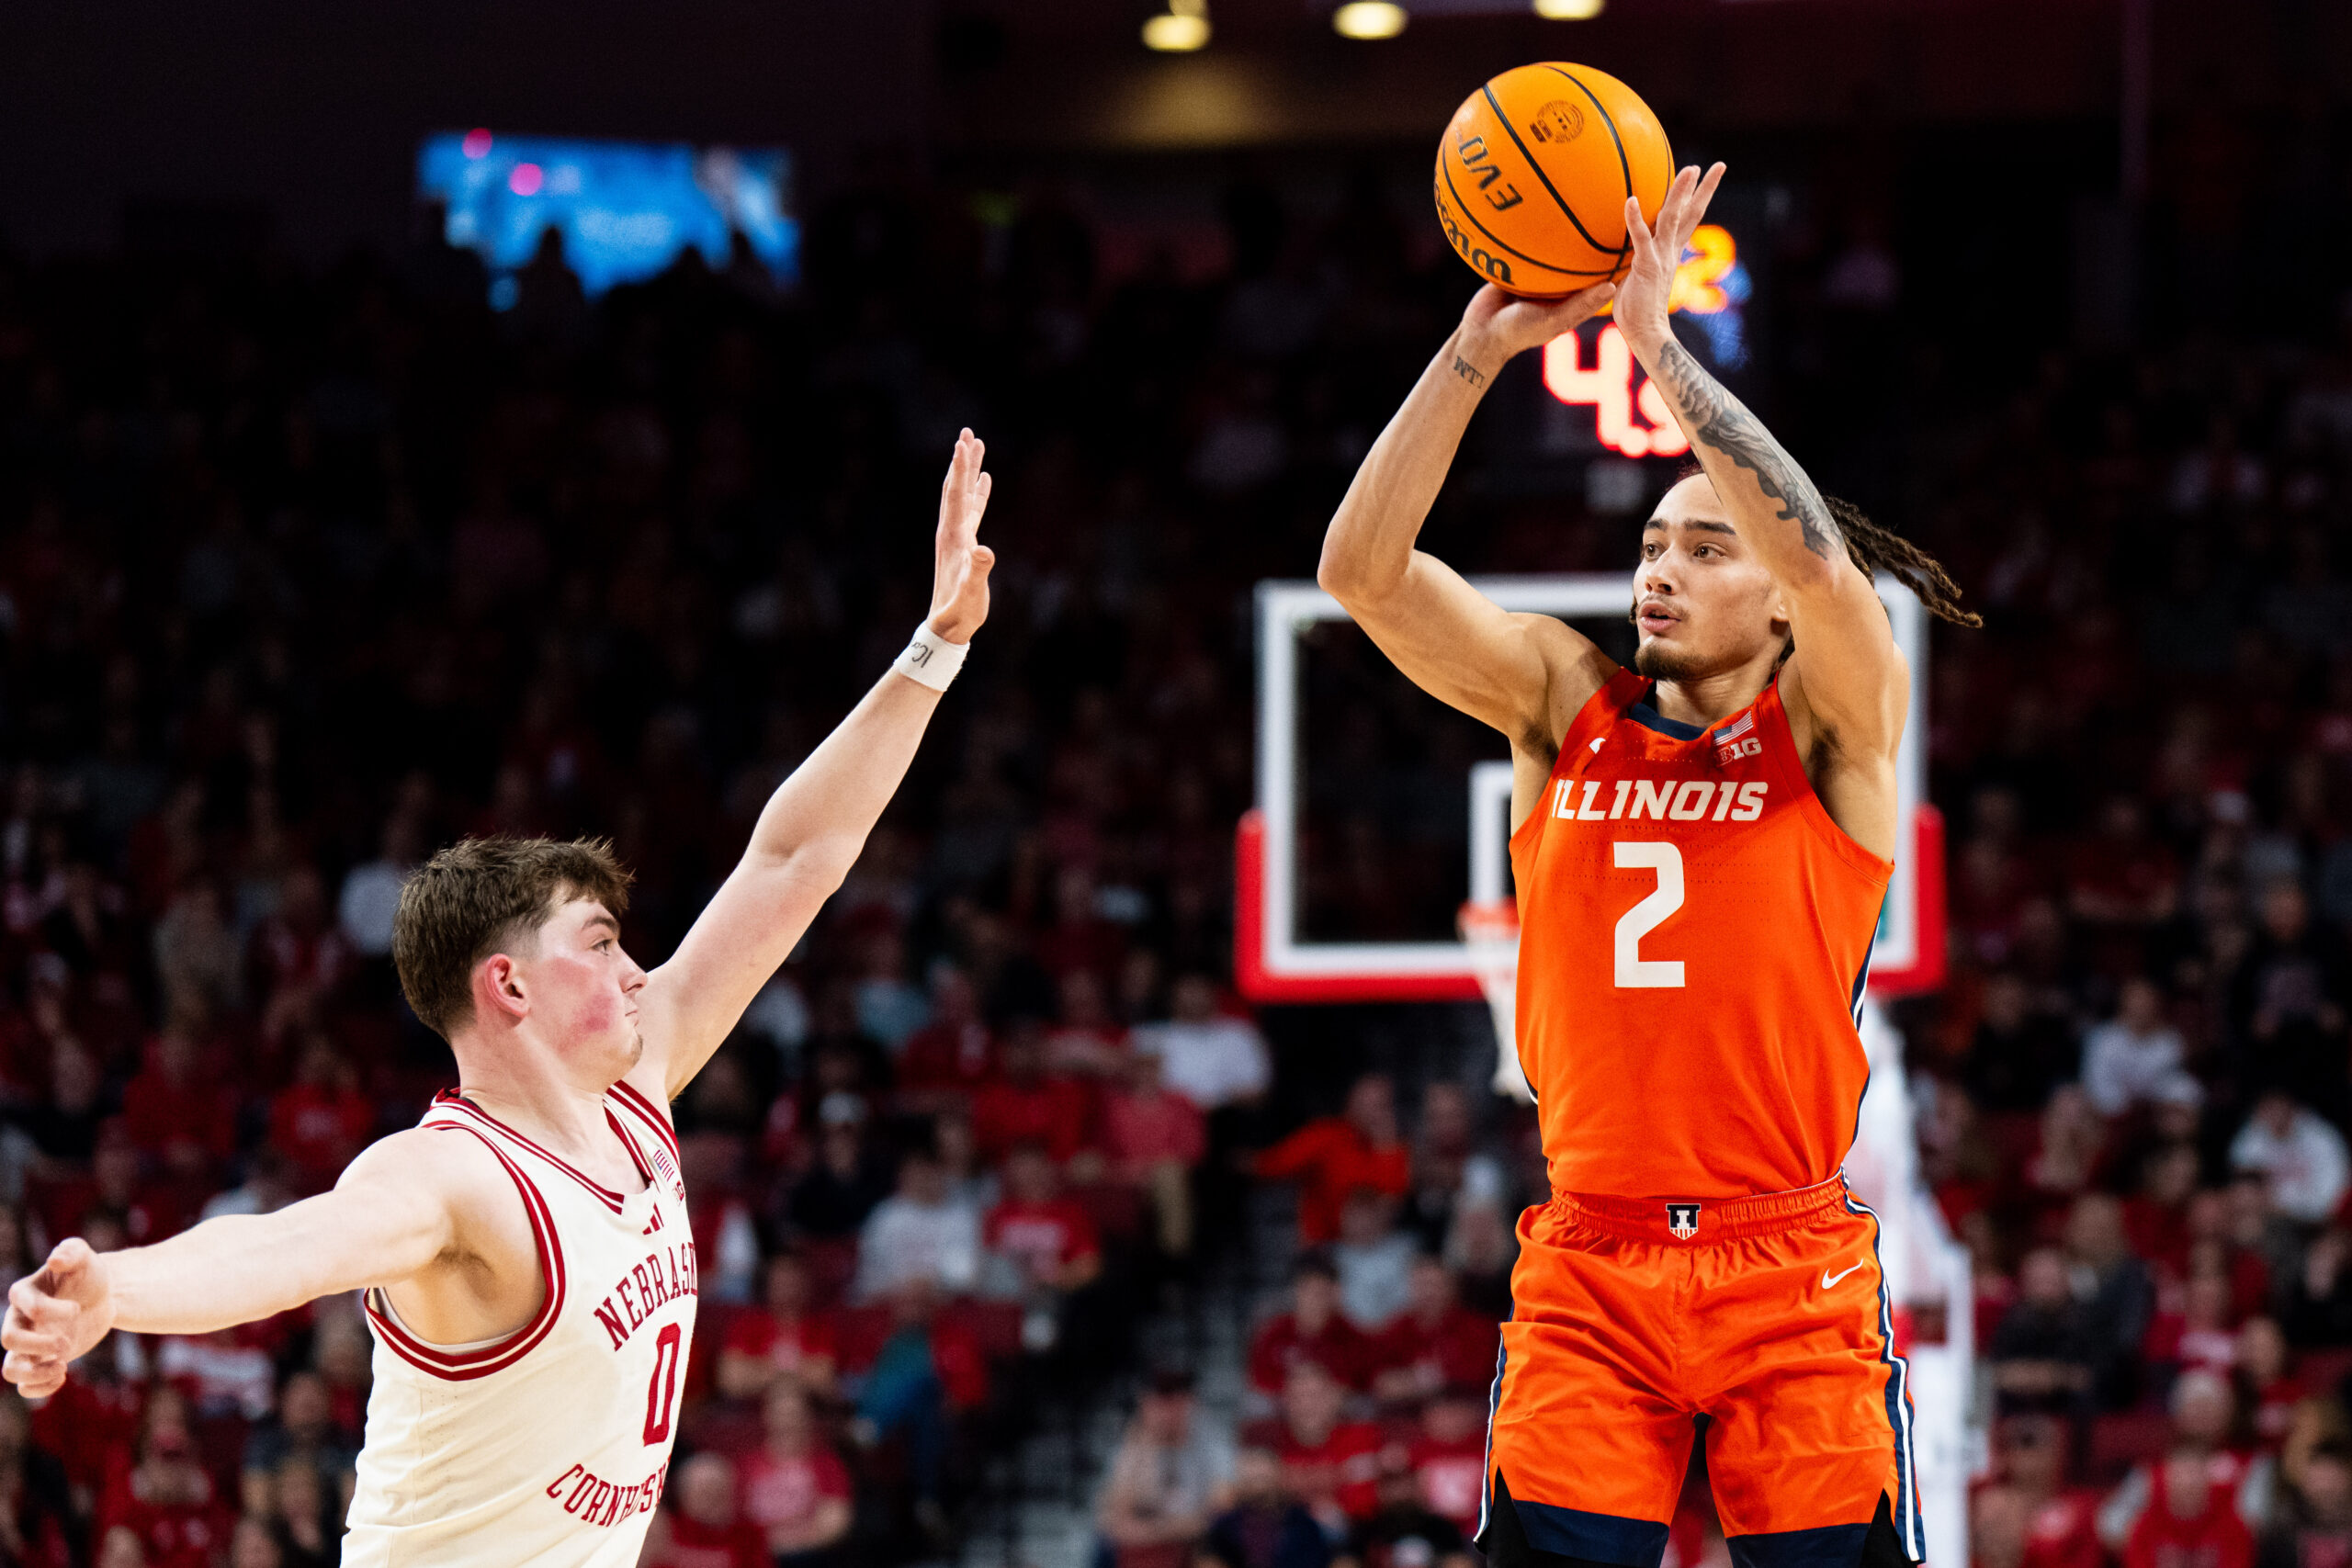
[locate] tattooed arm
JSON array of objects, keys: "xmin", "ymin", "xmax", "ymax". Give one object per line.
[
  {"xmin": 1616, "ymin": 164, "xmax": 1906, "ymax": 795},
  {"xmin": 1317, "ymin": 282, "xmax": 1618, "ymax": 773},
  {"xmin": 1644, "ymin": 333, "xmax": 1849, "ymax": 565}
]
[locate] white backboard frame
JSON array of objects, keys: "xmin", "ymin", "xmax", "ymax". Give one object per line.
[{"xmin": 1238, "ymin": 572, "xmax": 1930, "ymax": 1001}]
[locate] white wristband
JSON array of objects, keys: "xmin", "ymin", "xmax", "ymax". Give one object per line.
[{"xmin": 893, "ymin": 619, "xmax": 968, "ymax": 692}]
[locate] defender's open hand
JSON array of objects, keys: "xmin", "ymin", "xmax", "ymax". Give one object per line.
[{"xmin": 929, "ymin": 429, "xmax": 996, "ymax": 645}]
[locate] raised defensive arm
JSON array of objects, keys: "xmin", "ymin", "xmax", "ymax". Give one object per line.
[
  {"xmin": 3, "ymin": 1129, "xmax": 459, "ymax": 1396},
  {"xmin": 1317, "ymin": 285, "xmax": 1620, "ymax": 751},
  {"xmin": 643, "ymin": 429, "xmax": 997, "ymax": 1100},
  {"xmin": 1615, "ymin": 164, "xmax": 1903, "ymax": 760}
]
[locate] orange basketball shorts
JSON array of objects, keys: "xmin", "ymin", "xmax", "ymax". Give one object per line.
[{"xmin": 1477, "ymin": 1176, "xmax": 1924, "ymax": 1568}]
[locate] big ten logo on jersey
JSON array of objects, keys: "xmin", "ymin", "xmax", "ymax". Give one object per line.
[
  {"xmin": 1549, "ymin": 776, "xmax": 1769, "ymax": 827},
  {"xmin": 1712, "ymin": 709, "xmax": 1761, "ymax": 764},
  {"xmin": 593, "ymin": 1236, "xmax": 698, "ymax": 1352}
]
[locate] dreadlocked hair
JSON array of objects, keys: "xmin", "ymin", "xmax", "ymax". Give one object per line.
[
  {"xmin": 1663, "ymin": 460, "xmax": 1981, "ymax": 628},
  {"xmin": 1821, "ymin": 495, "xmax": 1982, "ymax": 628}
]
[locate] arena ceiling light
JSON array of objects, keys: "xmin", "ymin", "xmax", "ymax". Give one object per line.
[
  {"xmin": 1532, "ymin": 0, "xmax": 1605, "ymax": 17},
  {"xmin": 1331, "ymin": 1, "xmax": 1408, "ymax": 39},
  {"xmin": 1142, "ymin": 0, "xmax": 1211, "ymax": 50}
]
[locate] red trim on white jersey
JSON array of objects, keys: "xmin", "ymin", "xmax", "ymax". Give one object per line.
[
  {"xmin": 365, "ymin": 1125, "xmax": 567, "ymax": 1381},
  {"xmin": 607, "ymin": 1080, "xmax": 679, "ymax": 1161},
  {"xmin": 606, "ymin": 1109, "xmax": 655, "ymax": 1186},
  {"xmin": 431, "ymin": 1091, "xmax": 631, "ymax": 1213}
]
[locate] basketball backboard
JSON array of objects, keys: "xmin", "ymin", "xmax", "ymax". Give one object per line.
[{"xmin": 1235, "ymin": 572, "xmax": 1945, "ymax": 1002}]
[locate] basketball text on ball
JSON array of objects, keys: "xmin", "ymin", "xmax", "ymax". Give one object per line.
[
  {"xmin": 1434, "ymin": 186, "xmax": 1515, "ymax": 285},
  {"xmin": 1431, "ymin": 62, "xmax": 1674, "ymax": 295},
  {"xmin": 1455, "ymin": 135, "xmax": 1526, "ymax": 212}
]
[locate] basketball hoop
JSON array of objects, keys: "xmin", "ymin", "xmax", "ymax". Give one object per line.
[
  {"xmin": 1458, "ymin": 899, "xmax": 1532, "ymax": 1103},
  {"xmin": 1238, "ymin": 572, "xmax": 1940, "ymax": 1002}
]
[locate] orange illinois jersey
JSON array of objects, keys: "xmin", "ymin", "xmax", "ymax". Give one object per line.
[{"xmin": 1510, "ymin": 668, "xmax": 1892, "ymax": 1200}]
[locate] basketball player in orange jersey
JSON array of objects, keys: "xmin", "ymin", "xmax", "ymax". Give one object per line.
[
  {"xmin": 0, "ymin": 434, "xmax": 998, "ymax": 1566},
  {"xmin": 1317, "ymin": 164, "xmax": 1979, "ymax": 1568}
]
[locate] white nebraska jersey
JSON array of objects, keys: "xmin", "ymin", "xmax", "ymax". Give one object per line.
[{"xmin": 345, "ymin": 1081, "xmax": 697, "ymax": 1567}]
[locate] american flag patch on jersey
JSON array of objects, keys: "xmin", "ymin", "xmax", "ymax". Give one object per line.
[
  {"xmin": 650, "ymin": 1141, "xmax": 684, "ymax": 1199},
  {"xmin": 1713, "ymin": 709, "xmax": 1761, "ymax": 763}
]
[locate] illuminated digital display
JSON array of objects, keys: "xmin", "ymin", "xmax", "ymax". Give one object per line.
[
  {"xmin": 1543, "ymin": 223, "xmax": 1749, "ymax": 458},
  {"xmin": 417, "ymin": 131, "xmax": 797, "ymax": 306},
  {"xmin": 1544, "ymin": 325, "xmax": 1689, "ymax": 458}
]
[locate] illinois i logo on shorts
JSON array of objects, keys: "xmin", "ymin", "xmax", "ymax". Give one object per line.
[{"xmin": 1665, "ymin": 1203, "xmax": 1701, "ymax": 1240}]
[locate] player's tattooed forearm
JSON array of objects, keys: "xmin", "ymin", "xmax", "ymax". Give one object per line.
[
  {"xmin": 1451, "ymin": 354, "xmax": 1487, "ymax": 389},
  {"xmin": 1652, "ymin": 339, "xmax": 1845, "ymax": 562}
]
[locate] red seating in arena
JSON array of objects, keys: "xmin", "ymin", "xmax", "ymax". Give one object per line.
[{"xmin": 0, "ymin": 87, "xmax": 2349, "ymax": 1568}]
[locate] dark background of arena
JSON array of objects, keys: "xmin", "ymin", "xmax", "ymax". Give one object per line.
[{"xmin": 0, "ymin": 1, "xmax": 2350, "ymax": 1565}]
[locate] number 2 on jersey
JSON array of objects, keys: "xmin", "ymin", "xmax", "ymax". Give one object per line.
[
  {"xmin": 1612, "ymin": 841, "xmax": 1686, "ymax": 988},
  {"xmin": 642, "ymin": 1322, "xmax": 682, "ymax": 1445}
]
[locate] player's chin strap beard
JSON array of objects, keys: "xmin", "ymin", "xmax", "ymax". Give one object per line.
[
  {"xmin": 1629, "ymin": 599, "xmax": 1694, "ymax": 682},
  {"xmin": 1633, "ymin": 640, "xmax": 1699, "ymax": 682},
  {"xmin": 1627, "ymin": 600, "xmax": 1795, "ymax": 680}
]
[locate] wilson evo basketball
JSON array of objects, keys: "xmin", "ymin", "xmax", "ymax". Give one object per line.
[{"xmin": 1433, "ymin": 62, "xmax": 1675, "ymax": 297}]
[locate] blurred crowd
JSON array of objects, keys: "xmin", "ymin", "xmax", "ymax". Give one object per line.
[
  {"xmin": 0, "ymin": 95, "xmax": 2343, "ymax": 1568},
  {"xmin": 1089, "ymin": 1082, "xmax": 1519, "ymax": 1568},
  {"xmin": 1894, "ymin": 168, "xmax": 2352, "ymax": 1568},
  {"xmin": 0, "ymin": 161, "xmax": 1554, "ymax": 1567}
]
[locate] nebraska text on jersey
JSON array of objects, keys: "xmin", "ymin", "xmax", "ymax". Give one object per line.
[
  {"xmin": 595, "ymin": 1238, "xmax": 700, "ymax": 1350},
  {"xmin": 344, "ymin": 1081, "xmax": 695, "ymax": 1568}
]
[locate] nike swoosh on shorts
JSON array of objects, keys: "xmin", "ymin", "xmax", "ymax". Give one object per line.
[{"xmin": 1820, "ymin": 1262, "xmax": 1864, "ymax": 1290}]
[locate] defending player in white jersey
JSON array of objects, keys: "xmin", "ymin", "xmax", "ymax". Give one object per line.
[{"xmin": 0, "ymin": 431, "xmax": 1000, "ymax": 1566}]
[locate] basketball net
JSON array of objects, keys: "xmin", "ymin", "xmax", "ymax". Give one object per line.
[{"xmin": 1458, "ymin": 899, "xmax": 1533, "ymax": 1103}]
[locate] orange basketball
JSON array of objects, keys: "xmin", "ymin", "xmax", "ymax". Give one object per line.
[{"xmin": 1433, "ymin": 62, "xmax": 1675, "ymax": 298}]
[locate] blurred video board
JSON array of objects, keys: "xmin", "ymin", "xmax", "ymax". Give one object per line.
[{"xmin": 417, "ymin": 130, "xmax": 797, "ymax": 304}]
